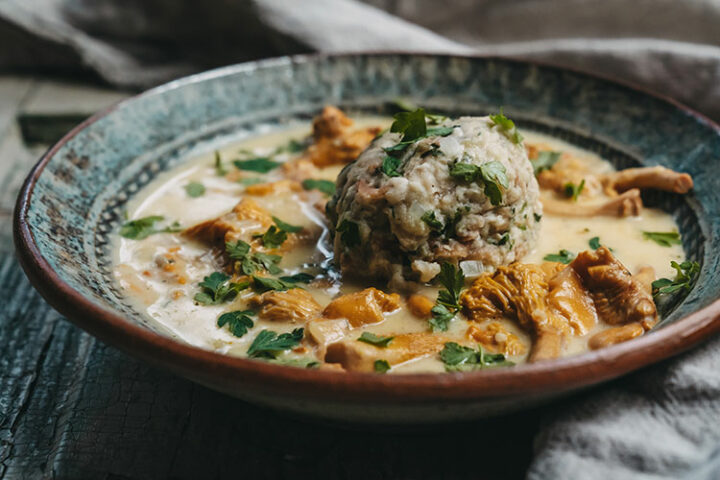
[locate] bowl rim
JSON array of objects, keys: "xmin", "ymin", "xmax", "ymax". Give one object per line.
[{"xmin": 13, "ymin": 52, "xmax": 720, "ymax": 403}]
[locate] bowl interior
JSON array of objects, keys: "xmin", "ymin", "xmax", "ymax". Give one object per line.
[{"xmin": 22, "ymin": 54, "xmax": 720, "ymax": 347}]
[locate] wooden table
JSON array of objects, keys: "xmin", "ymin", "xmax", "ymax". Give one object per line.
[{"xmin": 0, "ymin": 76, "xmax": 549, "ymax": 479}]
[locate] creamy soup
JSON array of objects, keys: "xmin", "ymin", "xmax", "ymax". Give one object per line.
[{"xmin": 113, "ymin": 108, "xmax": 692, "ymax": 374}]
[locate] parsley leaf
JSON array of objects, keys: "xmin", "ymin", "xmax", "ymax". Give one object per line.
[
  {"xmin": 429, "ymin": 304, "xmax": 455, "ymax": 332},
  {"xmin": 532, "ymin": 151, "xmax": 561, "ymax": 176},
  {"xmin": 214, "ymin": 150, "xmax": 227, "ymax": 176},
  {"xmin": 440, "ymin": 342, "xmax": 514, "ymax": 371},
  {"xmin": 421, "ymin": 211, "xmax": 444, "ymax": 232},
  {"xmin": 194, "ymin": 272, "xmax": 249, "ymax": 305},
  {"xmin": 381, "ymin": 156, "xmax": 402, "ymax": 177},
  {"xmin": 652, "ymin": 260, "xmax": 700, "ymax": 297},
  {"xmin": 233, "ymin": 157, "xmax": 282, "ymax": 173},
  {"xmin": 390, "ymin": 108, "xmax": 427, "ymax": 142},
  {"xmin": 564, "ymin": 179, "xmax": 585, "ymax": 201},
  {"xmin": 272, "ymin": 216, "xmax": 303, "ymax": 233},
  {"xmin": 443, "ymin": 208, "xmax": 468, "ymax": 240},
  {"xmin": 643, "ymin": 231, "xmax": 682, "ymax": 247},
  {"xmin": 543, "ymin": 249, "xmax": 575, "ymax": 264},
  {"xmin": 225, "ymin": 241, "xmax": 282, "ymax": 275},
  {"xmin": 336, "ymin": 219, "xmax": 361, "ymax": 247},
  {"xmin": 252, "ymin": 275, "xmax": 296, "ymax": 292},
  {"xmin": 429, "ymin": 263, "xmax": 465, "ymax": 332},
  {"xmin": 247, "ymin": 328, "xmax": 304, "ymax": 358},
  {"xmin": 184, "ymin": 181, "xmax": 205, "ymax": 198},
  {"xmin": 217, "ymin": 310, "xmax": 254, "ymax": 337},
  {"xmin": 489, "ymin": 108, "xmax": 523, "ymax": 144},
  {"xmin": 426, "ymin": 126, "xmax": 455, "ymax": 136},
  {"xmin": 437, "ymin": 262, "xmax": 465, "ymax": 311},
  {"xmin": 120, "ymin": 216, "xmax": 182, "ymax": 240},
  {"xmin": 449, "ymin": 161, "xmax": 508, "ymax": 206},
  {"xmin": 278, "ymin": 272, "xmax": 315, "ymax": 284},
  {"xmin": 589, "ymin": 236, "xmax": 601, "ymax": 250},
  {"xmin": 357, "ymin": 332, "xmax": 394, "ymax": 347},
  {"xmin": 374, "ymin": 359, "xmax": 391, "ymax": 373},
  {"xmin": 258, "ymin": 226, "xmax": 287, "ymax": 249},
  {"xmin": 302, "ymin": 179, "xmax": 336, "ymax": 196}
]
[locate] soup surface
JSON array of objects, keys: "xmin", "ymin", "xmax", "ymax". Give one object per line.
[{"xmin": 114, "ymin": 109, "xmax": 691, "ymax": 373}]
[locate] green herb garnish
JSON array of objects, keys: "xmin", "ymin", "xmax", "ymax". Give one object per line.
[
  {"xmin": 301, "ymin": 179, "xmax": 336, "ymax": 196},
  {"xmin": 225, "ymin": 240, "xmax": 282, "ymax": 275},
  {"xmin": 589, "ymin": 236, "xmax": 601, "ymax": 250},
  {"xmin": 429, "ymin": 263, "xmax": 465, "ymax": 332},
  {"xmin": 374, "ymin": 359, "xmax": 391, "ymax": 373},
  {"xmin": 252, "ymin": 275, "xmax": 297, "ymax": 292},
  {"xmin": 390, "ymin": 108, "xmax": 427, "ymax": 142},
  {"xmin": 440, "ymin": 342, "xmax": 514, "ymax": 371},
  {"xmin": 564, "ymin": 179, "xmax": 585, "ymax": 201},
  {"xmin": 534, "ymin": 213, "xmax": 542, "ymax": 222},
  {"xmin": 543, "ymin": 249, "xmax": 575, "ymax": 264},
  {"xmin": 233, "ymin": 157, "xmax": 282, "ymax": 173},
  {"xmin": 421, "ymin": 211, "xmax": 444, "ymax": 232},
  {"xmin": 449, "ymin": 160, "xmax": 508, "ymax": 206},
  {"xmin": 336, "ymin": 219, "xmax": 361, "ymax": 247},
  {"xmin": 489, "ymin": 108, "xmax": 523, "ymax": 144},
  {"xmin": 652, "ymin": 260, "xmax": 700, "ymax": 297},
  {"xmin": 643, "ymin": 231, "xmax": 682, "ymax": 247},
  {"xmin": 214, "ymin": 150, "xmax": 227, "ymax": 176},
  {"xmin": 256, "ymin": 217, "xmax": 303, "ymax": 249},
  {"xmin": 532, "ymin": 151, "xmax": 561, "ymax": 175},
  {"xmin": 278, "ymin": 272, "xmax": 315, "ymax": 284},
  {"xmin": 381, "ymin": 156, "xmax": 402, "ymax": 177},
  {"xmin": 120, "ymin": 216, "xmax": 182, "ymax": 240},
  {"xmin": 357, "ymin": 332, "xmax": 394, "ymax": 347},
  {"xmin": 247, "ymin": 328, "xmax": 304, "ymax": 358},
  {"xmin": 194, "ymin": 272, "xmax": 249, "ymax": 305},
  {"xmin": 272, "ymin": 216, "xmax": 303, "ymax": 233},
  {"xmin": 184, "ymin": 181, "xmax": 205, "ymax": 198},
  {"xmin": 217, "ymin": 310, "xmax": 254, "ymax": 338}
]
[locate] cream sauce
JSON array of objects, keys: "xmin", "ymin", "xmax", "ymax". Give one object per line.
[{"xmin": 113, "ymin": 121, "xmax": 685, "ymax": 373}]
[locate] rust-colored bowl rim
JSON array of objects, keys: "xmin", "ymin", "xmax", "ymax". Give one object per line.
[{"xmin": 13, "ymin": 52, "xmax": 720, "ymax": 404}]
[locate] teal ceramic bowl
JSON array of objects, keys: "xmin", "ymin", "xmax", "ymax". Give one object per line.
[{"xmin": 14, "ymin": 53, "xmax": 720, "ymax": 423}]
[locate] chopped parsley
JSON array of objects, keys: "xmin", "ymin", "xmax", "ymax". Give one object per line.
[
  {"xmin": 449, "ymin": 160, "xmax": 509, "ymax": 206},
  {"xmin": 385, "ymin": 108, "xmax": 455, "ymax": 155},
  {"xmin": 258, "ymin": 226, "xmax": 287, "ymax": 249},
  {"xmin": 543, "ymin": 249, "xmax": 575, "ymax": 264},
  {"xmin": 440, "ymin": 342, "xmax": 514, "ymax": 371},
  {"xmin": 252, "ymin": 275, "xmax": 297, "ymax": 292},
  {"xmin": 217, "ymin": 310, "xmax": 254, "ymax": 338},
  {"xmin": 184, "ymin": 181, "xmax": 205, "ymax": 198},
  {"xmin": 336, "ymin": 219, "xmax": 361, "ymax": 247},
  {"xmin": 278, "ymin": 272, "xmax": 315, "ymax": 284},
  {"xmin": 534, "ymin": 213, "xmax": 543, "ymax": 222},
  {"xmin": 564, "ymin": 179, "xmax": 585, "ymax": 201},
  {"xmin": 275, "ymin": 138, "xmax": 306, "ymax": 154},
  {"xmin": 443, "ymin": 207, "xmax": 468, "ymax": 240},
  {"xmin": 489, "ymin": 108, "xmax": 523, "ymax": 144},
  {"xmin": 532, "ymin": 151, "xmax": 561, "ymax": 175},
  {"xmin": 233, "ymin": 157, "xmax": 282, "ymax": 173},
  {"xmin": 430, "ymin": 263, "xmax": 465, "ymax": 332},
  {"xmin": 225, "ymin": 240, "xmax": 282, "ymax": 275},
  {"xmin": 272, "ymin": 216, "xmax": 303, "ymax": 233},
  {"xmin": 120, "ymin": 216, "xmax": 182, "ymax": 240},
  {"xmin": 652, "ymin": 260, "xmax": 700, "ymax": 297},
  {"xmin": 357, "ymin": 332, "xmax": 394, "ymax": 347},
  {"xmin": 256, "ymin": 217, "xmax": 303, "ymax": 249},
  {"xmin": 390, "ymin": 108, "xmax": 427, "ymax": 142},
  {"xmin": 421, "ymin": 210, "xmax": 444, "ymax": 232},
  {"xmin": 643, "ymin": 231, "xmax": 682, "ymax": 247},
  {"xmin": 247, "ymin": 328, "xmax": 304, "ymax": 358},
  {"xmin": 214, "ymin": 150, "xmax": 227, "ymax": 176},
  {"xmin": 589, "ymin": 236, "xmax": 601, "ymax": 250},
  {"xmin": 301, "ymin": 178, "xmax": 336, "ymax": 196},
  {"xmin": 381, "ymin": 155, "xmax": 402, "ymax": 177},
  {"xmin": 194, "ymin": 272, "xmax": 249, "ymax": 305},
  {"xmin": 373, "ymin": 359, "xmax": 391, "ymax": 373}
]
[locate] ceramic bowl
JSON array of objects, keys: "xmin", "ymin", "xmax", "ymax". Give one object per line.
[{"xmin": 14, "ymin": 53, "xmax": 720, "ymax": 424}]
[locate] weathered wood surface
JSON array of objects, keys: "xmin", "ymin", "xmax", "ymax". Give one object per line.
[{"xmin": 0, "ymin": 76, "xmax": 545, "ymax": 479}]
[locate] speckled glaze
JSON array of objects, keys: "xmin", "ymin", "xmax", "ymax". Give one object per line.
[{"xmin": 14, "ymin": 54, "xmax": 720, "ymax": 424}]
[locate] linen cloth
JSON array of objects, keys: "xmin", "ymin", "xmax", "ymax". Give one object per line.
[{"xmin": 1, "ymin": 1, "xmax": 719, "ymax": 478}]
